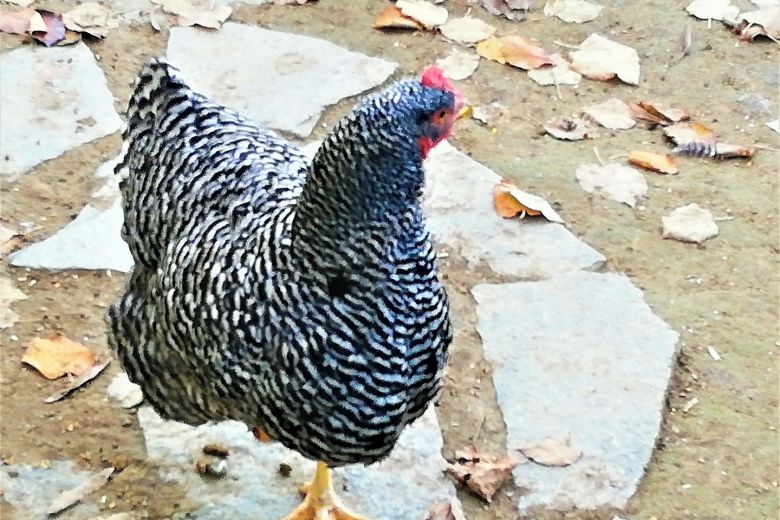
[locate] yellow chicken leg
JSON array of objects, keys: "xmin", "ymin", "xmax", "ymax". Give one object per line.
[{"xmin": 281, "ymin": 461, "xmax": 366, "ymax": 520}]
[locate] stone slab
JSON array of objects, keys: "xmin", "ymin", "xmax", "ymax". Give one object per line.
[
  {"xmin": 472, "ymin": 271, "xmax": 678, "ymax": 512},
  {"xmin": 8, "ymin": 199, "xmax": 133, "ymax": 272},
  {"xmin": 0, "ymin": 460, "xmax": 102, "ymax": 519},
  {"xmin": 0, "ymin": 43, "xmax": 122, "ymax": 178},
  {"xmin": 138, "ymin": 405, "xmax": 457, "ymax": 520},
  {"xmin": 424, "ymin": 142, "xmax": 605, "ymax": 277},
  {"xmin": 166, "ymin": 23, "xmax": 397, "ymax": 137}
]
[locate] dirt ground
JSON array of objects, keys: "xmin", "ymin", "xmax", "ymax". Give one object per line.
[{"xmin": 1, "ymin": 1, "xmax": 778, "ymax": 519}]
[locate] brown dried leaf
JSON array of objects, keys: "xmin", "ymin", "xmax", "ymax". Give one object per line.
[
  {"xmin": 30, "ymin": 10, "xmax": 66, "ymax": 46},
  {"xmin": 44, "ymin": 356, "xmax": 111, "ymax": 403},
  {"xmin": 22, "ymin": 336, "xmax": 95, "ymax": 379},
  {"xmin": 374, "ymin": 5, "xmax": 423, "ymax": 30},
  {"xmin": 0, "ymin": 7, "xmax": 37, "ymax": 34},
  {"xmin": 527, "ymin": 53, "xmax": 582, "ymax": 86},
  {"xmin": 713, "ymin": 143, "xmax": 755, "ymax": 158},
  {"xmin": 570, "ymin": 33, "xmax": 640, "ymax": 85},
  {"xmin": 436, "ymin": 49, "xmax": 480, "ymax": 80},
  {"xmin": 663, "ymin": 121, "xmax": 716, "ymax": 146},
  {"xmin": 424, "ymin": 499, "xmax": 467, "ymax": 520},
  {"xmin": 628, "ymin": 151, "xmax": 679, "ymax": 175},
  {"xmin": 396, "ymin": 0, "xmax": 449, "ymax": 28},
  {"xmin": 445, "ymin": 445, "xmax": 519, "ymax": 502},
  {"xmin": 477, "ymin": 36, "xmax": 553, "ymax": 70},
  {"xmin": 629, "ymin": 101, "xmax": 689, "ymax": 127},
  {"xmin": 480, "ymin": 0, "xmax": 531, "ymax": 21},
  {"xmin": 155, "ymin": 0, "xmax": 232, "ymax": 29},
  {"xmin": 544, "ymin": 115, "xmax": 597, "ymax": 140},
  {"xmin": 493, "ymin": 179, "xmax": 565, "ymax": 223},
  {"xmin": 518, "ymin": 436, "xmax": 582, "ymax": 467}
]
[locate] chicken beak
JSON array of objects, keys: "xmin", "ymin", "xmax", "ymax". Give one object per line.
[{"xmin": 455, "ymin": 105, "xmax": 473, "ymax": 121}]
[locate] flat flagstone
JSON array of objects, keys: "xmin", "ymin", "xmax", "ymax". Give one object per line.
[
  {"xmin": 472, "ymin": 271, "xmax": 678, "ymax": 512},
  {"xmin": 0, "ymin": 460, "xmax": 102, "ymax": 519},
  {"xmin": 424, "ymin": 142, "xmax": 605, "ymax": 277},
  {"xmin": 8, "ymin": 199, "xmax": 132, "ymax": 272},
  {"xmin": 166, "ymin": 23, "xmax": 397, "ymax": 137},
  {"xmin": 0, "ymin": 43, "xmax": 122, "ymax": 179},
  {"xmin": 138, "ymin": 405, "xmax": 457, "ymax": 520}
]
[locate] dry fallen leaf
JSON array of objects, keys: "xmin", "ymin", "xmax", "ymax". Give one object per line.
[
  {"xmin": 480, "ymin": 0, "xmax": 531, "ymax": 21},
  {"xmin": 575, "ymin": 162, "xmax": 647, "ymax": 207},
  {"xmin": 543, "ymin": 0, "xmax": 604, "ymax": 23},
  {"xmin": 518, "ymin": 436, "xmax": 582, "ymax": 467},
  {"xmin": 494, "ymin": 179, "xmax": 565, "ymax": 223},
  {"xmin": 477, "ymin": 35, "xmax": 553, "ymax": 70},
  {"xmin": 737, "ymin": 7, "xmax": 780, "ymax": 40},
  {"xmin": 544, "ymin": 115, "xmax": 597, "ymax": 140},
  {"xmin": 62, "ymin": 2, "xmax": 116, "ymax": 38},
  {"xmin": 423, "ymin": 499, "xmax": 467, "ymax": 520},
  {"xmin": 30, "ymin": 10, "xmax": 66, "ymax": 46},
  {"xmin": 22, "ymin": 336, "xmax": 95, "ymax": 379},
  {"xmin": 0, "ymin": 7, "xmax": 37, "ymax": 34},
  {"xmin": 153, "ymin": 0, "xmax": 232, "ymax": 29},
  {"xmin": 45, "ymin": 356, "xmax": 111, "ymax": 402},
  {"xmin": 570, "ymin": 33, "xmax": 640, "ymax": 85},
  {"xmin": 439, "ymin": 15, "xmax": 496, "ymax": 44},
  {"xmin": 445, "ymin": 445, "xmax": 519, "ymax": 502},
  {"xmin": 628, "ymin": 151, "xmax": 679, "ymax": 175},
  {"xmin": 396, "ymin": 0, "xmax": 448, "ymax": 28},
  {"xmin": 629, "ymin": 101, "xmax": 689, "ymax": 126},
  {"xmin": 527, "ymin": 53, "xmax": 582, "ymax": 86},
  {"xmin": 663, "ymin": 121, "xmax": 716, "ymax": 146},
  {"xmin": 471, "ymin": 101, "xmax": 505, "ymax": 127},
  {"xmin": 374, "ymin": 5, "xmax": 423, "ymax": 30},
  {"xmin": 582, "ymin": 98, "xmax": 636, "ymax": 130},
  {"xmin": 686, "ymin": 0, "xmax": 739, "ymax": 24},
  {"xmin": 0, "ymin": 276, "xmax": 27, "ymax": 329},
  {"xmin": 436, "ymin": 49, "xmax": 480, "ymax": 80},
  {"xmin": 662, "ymin": 203, "xmax": 719, "ymax": 243},
  {"xmin": 47, "ymin": 467, "xmax": 114, "ymax": 515}
]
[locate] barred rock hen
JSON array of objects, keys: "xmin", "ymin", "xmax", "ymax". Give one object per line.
[{"xmin": 107, "ymin": 59, "xmax": 463, "ymax": 520}]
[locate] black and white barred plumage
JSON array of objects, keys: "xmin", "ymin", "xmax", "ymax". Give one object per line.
[{"xmin": 107, "ymin": 59, "xmax": 453, "ymax": 466}]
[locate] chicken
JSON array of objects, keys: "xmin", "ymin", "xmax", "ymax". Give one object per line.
[{"xmin": 107, "ymin": 59, "xmax": 463, "ymax": 519}]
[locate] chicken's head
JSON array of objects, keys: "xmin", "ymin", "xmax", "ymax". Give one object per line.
[{"xmin": 416, "ymin": 66, "xmax": 466, "ymax": 158}]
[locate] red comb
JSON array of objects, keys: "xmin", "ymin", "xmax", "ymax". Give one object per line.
[{"xmin": 420, "ymin": 66, "xmax": 464, "ymax": 107}]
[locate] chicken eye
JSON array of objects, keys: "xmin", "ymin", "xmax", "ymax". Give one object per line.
[{"xmin": 437, "ymin": 110, "xmax": 447, "ymax": 120}]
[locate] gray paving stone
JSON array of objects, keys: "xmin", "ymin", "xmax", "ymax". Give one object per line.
[
  {"xmin": 0, "ymin": 461, "xmax": 102, "ymax": 519},
  {"xmin": 424, "ymin": 142, "xmax": 605, "ymax": 277},
  {"xmin": 0, "ymin": 43, "xmax": 121, "ymax": 179},
  {"xmin": 8, "ymin": 199, "xmax": 132, "ymax": 272},
  {"xmin": 166, "ymin": 23, "xmax": 397, "ymax": 136},
  {"xmin": 472, "ymin": 271, "xmax": 678, "ymax": 512},
  {"xmin": 138, "ymin": 405, "xmax": 457, "ymax": 520}
]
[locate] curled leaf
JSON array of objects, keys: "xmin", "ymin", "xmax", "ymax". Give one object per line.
[
  {"xmin": 374, "ymin": 5, "xmax": 423, "ymax": 30},
  {"xmin": 396, "ymin": 0, "xmax": 448, "ymax": 28},
  {"xmin": 445, "ymin": 445, "xmax": 519, "ymax": 502},
  {"xmin": 628, "ymin": 151, "xmax": 679, "ymax": 175},
  {"xmin": 493, "ymin": 179, "xmax": 565, "ymax": 223},
  {"xmin": 30, "ymin": 10, "xmax": 65, "ymax": 46}
]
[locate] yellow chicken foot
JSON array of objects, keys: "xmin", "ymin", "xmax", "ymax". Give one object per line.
[{"xmin": 281, "ymin": 461, "xmax": 366, "ymax": 520}]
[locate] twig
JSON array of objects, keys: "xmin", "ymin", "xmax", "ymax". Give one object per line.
[
  {"xmin": 553, "ymin": 40, "xmax": 580, "ymax": 50},
  {"xmin": 753, "ymin": 144, "xmax": 780, "ymax": 152},
  {"xmin": 609, "ymin": 153, "xmax": 629, "ymax": 160},
  {"xmin": 592, "ymin": 146, "xmax": 606, "ymax": 166},
  {"xmin": 554, "ymin": 81, "xmax": 562, "ymax": 101}
]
